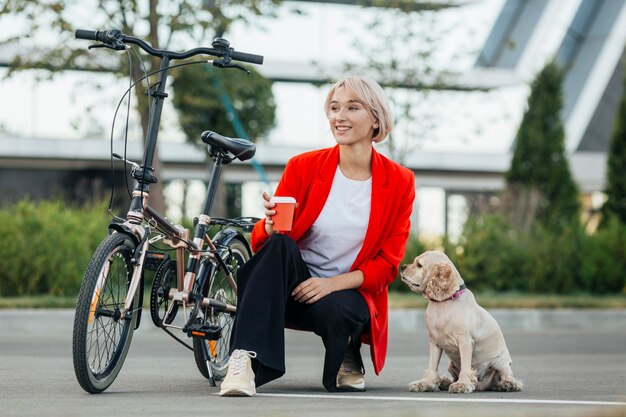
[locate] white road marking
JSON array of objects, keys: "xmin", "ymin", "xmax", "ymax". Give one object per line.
[{"xmin": 255, "ymin": 393, "xmax": 626, "ymax": 406}]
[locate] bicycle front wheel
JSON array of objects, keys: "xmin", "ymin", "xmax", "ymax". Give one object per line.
[
  {"xmin": 193, "ymin": 236, "xmax": 250, "ymax": 381},
  {"xmin": 72, "ymin": 233, "xmax": 140, "ymax": 393}
]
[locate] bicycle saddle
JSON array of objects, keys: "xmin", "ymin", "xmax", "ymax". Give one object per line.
[{"xmin": 201, "ymin": 131, "xmax": 256, "ymax": 162}]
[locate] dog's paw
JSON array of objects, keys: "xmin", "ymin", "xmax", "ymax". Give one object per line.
[
  {"xmin": 449, "ymin": 381, "xmax": 474, "ymax": 394},
  {"xmin": 408, "ymin": 379, "xmax": 438, "ymax": 392},
  {"xmin": 438, "ymin": 376, "xmax": 453, "ymax": 391},
  {"xmin": 497, "ymin": 378, "xmax": 523, "ymax": 392}
]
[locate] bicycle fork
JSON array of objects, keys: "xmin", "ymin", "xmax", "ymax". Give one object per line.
[{"xmin": 123, "ymin": 237, "xmax": 150, "ymax": 318}]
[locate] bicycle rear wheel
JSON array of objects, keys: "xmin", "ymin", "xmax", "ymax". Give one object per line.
[
  {"xmin": 72, "ymin": 233, "xmax": 140, "ymax": 393},
  {"xmin": 193, "ymin": 236, "xmax": 250, "ymax": 381}
]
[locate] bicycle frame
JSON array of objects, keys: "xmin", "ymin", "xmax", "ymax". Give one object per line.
[{"xmin": 114, "ymin": 54, "xmax": 237, "ymax": 325}]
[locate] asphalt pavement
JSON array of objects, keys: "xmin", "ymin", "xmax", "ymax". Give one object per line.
[{"xmin": 1, "ymin": 308, "xmax": 625, "ymax": 417}]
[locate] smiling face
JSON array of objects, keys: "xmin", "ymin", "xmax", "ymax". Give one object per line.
[{"xmin": 327, "ymin": 86, "xmax": 377, "ymax": 147}]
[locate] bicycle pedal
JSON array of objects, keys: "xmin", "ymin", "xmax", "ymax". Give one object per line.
[
  {"xmin": 186, "ymin": 323, "xmax": 222, "ymax": 340},
  {"xmin": 145, "ymin": 251, "xmax": 170, "ymax": 271}
]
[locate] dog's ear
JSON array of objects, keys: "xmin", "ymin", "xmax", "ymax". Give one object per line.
[{"xmin": 424, "ymin": 263, "xmax": 457, "ymax": 301}]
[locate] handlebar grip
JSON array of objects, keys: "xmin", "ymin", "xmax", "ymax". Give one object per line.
[
  {"xmin": 230, "ymin": 51, "xmax": 264, "ymax": 65},
  {"xmin": 75, "ymin": 29, "xmax": 109, "ymax": 43},
  {"xmin": 75, "ymin": 29, "xmax": 98, "ymax": 40}
]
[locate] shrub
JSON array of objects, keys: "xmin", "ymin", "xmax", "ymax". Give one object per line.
[
  {"xmin": 523, "ymin": 224, "xmax": 584, "ymax": 293},
  {"xmin": 447, "ymin": 212, "xmax": 624, "ymax": 295},
  {"xmin": 580, "ymin": 216, "xmax": 626, "ymax": 294},
  {"xmin": 0, "ymin": 200, "xmax": 109, "ymax": 297},
  {"xmin": 449, "ymin": 214, "xmax": 532, "ymax": 292}
]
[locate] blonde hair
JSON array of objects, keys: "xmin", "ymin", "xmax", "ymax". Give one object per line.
[{"xmin": 324, "ymin": 75, "xmax": 393, "ymax": 143}]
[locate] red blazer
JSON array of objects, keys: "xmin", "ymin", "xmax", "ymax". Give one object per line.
[{"xmin": 250, "ymin": 145, "xmax": 415, "ymax": 375}]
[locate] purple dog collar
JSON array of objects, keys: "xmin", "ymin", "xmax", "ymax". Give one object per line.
[
  {"xmin": 430, "ymin": 284, "xmax": 467, "ymax": 302},
  {"xmin": 448, "ymin": 287, "xmax": 466, "ymax": 300}
]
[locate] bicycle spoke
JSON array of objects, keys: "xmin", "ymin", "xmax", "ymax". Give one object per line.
[
  {"xmin": 92, "ymin": 321, "xmax": 104, "ymax": 372},
  {"xmin": 92, "ymin": 319, "xmax": 107, "ymax": 372}
]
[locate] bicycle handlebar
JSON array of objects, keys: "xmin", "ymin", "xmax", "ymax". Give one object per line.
[{"xmin": 75, "ymin": 28, "xmax": 264, "ymax": 65}]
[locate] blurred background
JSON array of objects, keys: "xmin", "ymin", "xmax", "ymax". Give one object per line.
[{"xmin": 1, "ymin": 0, "xmax": 625, "ymax": 302}]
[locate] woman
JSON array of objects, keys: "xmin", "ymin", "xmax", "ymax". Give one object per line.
[{"xmin": 219, "ymin": 75, "xmax": 415, "ymax": 396}]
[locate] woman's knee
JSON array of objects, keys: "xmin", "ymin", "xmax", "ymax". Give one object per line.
[
  {"xmin": 308, "ymin": 291, "xmax": 369, "ymax": 336},
  {"xmin": 264, "ymin": 233, "xmax": 299, "ymax": 254}
]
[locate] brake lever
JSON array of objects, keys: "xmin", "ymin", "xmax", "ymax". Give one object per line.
[
  {"xmin": 89, "ymin": 44, "xmax": 115, "ymax": 50},
  {"xmin": 211, "ymin": 60, "xmax": 250, "ymax": 74},
  {"xmin": 88, "ymin": 43, "xmax": 126, "ymax": 51}
]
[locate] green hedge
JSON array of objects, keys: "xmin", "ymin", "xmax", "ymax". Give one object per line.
[
  {"xmin": 1, "ymin": 199, "xmax": 625, "ymax": 297},
  {"xmin": 443, "ymin": 214, "xmax": 626, "ymax": 295},
  {"xmin": 0, "ymin": 200, "xmax": 109, "ymax": 297},
  {"xmin": 578, "ymin": 217, "xmax": 626, "ymax": 293}
]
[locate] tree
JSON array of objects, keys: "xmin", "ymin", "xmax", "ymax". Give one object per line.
[
  {"xmin": 601, "ymin": 70, "xmax": 626, "ymax": 225},
  {"xmin": 171, "ymin": 64, "xmax": 275, "ymax": 144},
  {"xmin": 0, "ymin": 0, "xmax": 281, "ymax": 213},
  {"xmin": 504, "ymin": 61, "xmax": 580, "ymax": 231}
]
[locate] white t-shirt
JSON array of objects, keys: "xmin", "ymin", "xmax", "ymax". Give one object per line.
[{"xmin": 298, "ymin": 165, "xmax": 372, "ymax": 278}]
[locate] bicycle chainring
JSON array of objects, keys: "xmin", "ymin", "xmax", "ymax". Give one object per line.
[{"xmin": 149, "ymin": 259, "xmax": 179, "ymax": 327}]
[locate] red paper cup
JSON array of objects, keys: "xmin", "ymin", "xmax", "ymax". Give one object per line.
[{"xmin": 270, "ymin": 196, "xmax": 297, "ymax": 232}]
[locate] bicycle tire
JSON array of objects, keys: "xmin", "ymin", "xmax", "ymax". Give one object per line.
[
  {"xmin": 193, "ymin": 236, "xmax": 250, "ymax": 381},
  {"xmin": 72, "ymin": 233, "xmax": 140, "ymax": 393}
]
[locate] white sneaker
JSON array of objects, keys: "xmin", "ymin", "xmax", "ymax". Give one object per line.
[
  {"xmin": 336, "ymin": 347, "xmax": 365, "ymax": 390},
  {"xmin": 219, "ymin": 349, "xmax": 257, "ymax": 397}
]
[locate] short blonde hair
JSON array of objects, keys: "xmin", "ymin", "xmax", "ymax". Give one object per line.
[{"xmin": 324, "ymin": 75, "xmax": 393, "ymax": 143}]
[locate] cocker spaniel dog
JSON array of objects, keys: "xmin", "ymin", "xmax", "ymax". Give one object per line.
[{"xmin": 400, "ymin": 250, "xmax": 523, "ymax": 394}]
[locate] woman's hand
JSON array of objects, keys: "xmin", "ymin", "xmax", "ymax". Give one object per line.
[
  {"xmin": 292, "ymin": 278, "xmax": 336, "ymax": 304},
  {"xmin": 262, "ymin": 191, "xmax": 277, "ymax": 236},
  {"xmin": 292, "ymin": 271, "xmax": 364, "ymax": 304}
]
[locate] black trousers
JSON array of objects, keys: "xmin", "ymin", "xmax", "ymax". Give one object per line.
[{"xmin": 230, "ymin": 234, "xmax": 370, "ymax": 392}]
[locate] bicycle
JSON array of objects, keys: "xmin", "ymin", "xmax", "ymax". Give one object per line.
[{"xmin": 71, "ymin": 28, "xmax": 264, "ymax": 394}]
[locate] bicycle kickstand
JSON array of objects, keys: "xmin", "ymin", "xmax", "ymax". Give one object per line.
[{"xmin": 202, "ymin": 346, "xmax": 216, "ymax": 387}]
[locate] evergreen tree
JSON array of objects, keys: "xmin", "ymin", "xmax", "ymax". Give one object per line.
[
  {"xmin": 504, "ymin": 61, "xmax": 580, "ymax": 231},
  {"xmin": 601, "ymin": 71, "xmax": 626, "ymax": 224}
]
